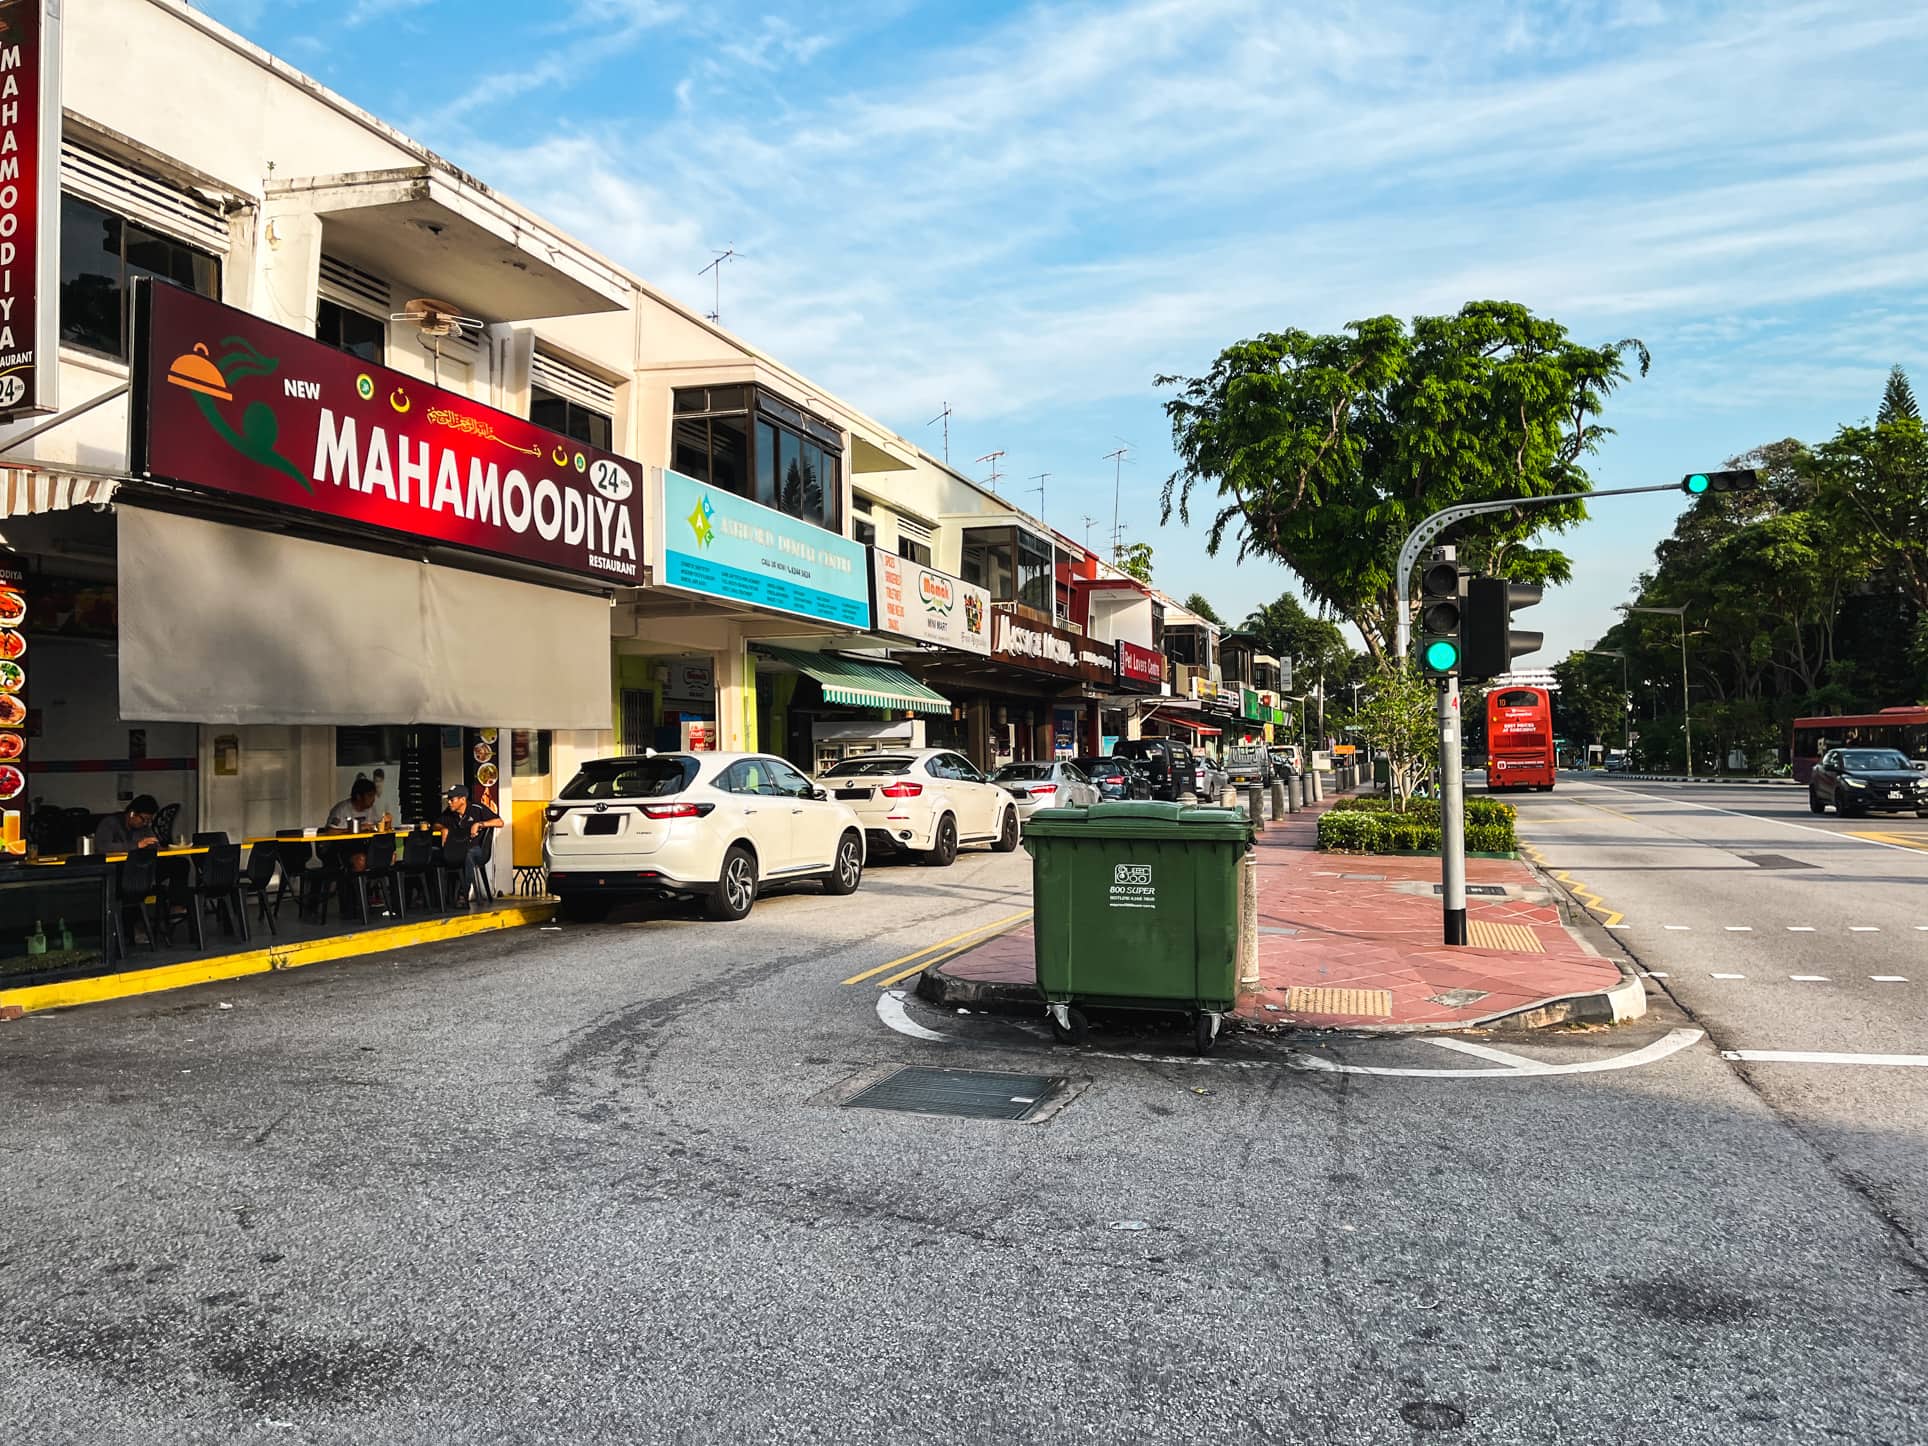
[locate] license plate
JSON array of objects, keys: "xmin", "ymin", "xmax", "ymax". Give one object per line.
[
  {"xmin": 836, "ymin": 788, "xmax": 871, "ymax": 801},
  {"xmin": 584, "ymin": 815, "xmax": 622, "ymax": 835}
]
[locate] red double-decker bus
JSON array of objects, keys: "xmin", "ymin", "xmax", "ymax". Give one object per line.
[{"xmin": 1486, "ymin": 686, "xmax": 1556, "ymax": 792}]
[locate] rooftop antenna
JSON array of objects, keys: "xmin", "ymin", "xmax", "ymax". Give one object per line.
[
  {"xmin": 927, "ymin": 402, "xmax": 953, "ymax": 463},
  {"xmin": 1082, "ymin": 514, "xmax": 1098, "ymax": 550},
  {"xmin": 1029, "ymin": 471, "xmax": 1058, "ymax": 616},
  {"xmin": 698, "ymin": 247, "xmax": 740, "ymax": 324},
  {"xmin": 1103, "ymin": 445, "xmax": 1130, "ymax": 561},
  {"xmin": 975, "ymin": 449, "xmax": 1005, "ymax": 493},
  {"xmin": 391, "ymin": 296, "xmax": 483, "ymax": 386}
]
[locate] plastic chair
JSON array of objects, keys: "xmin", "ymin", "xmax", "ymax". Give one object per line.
[
  {"xmin": 350, "ymin": 832, "xmax": 400, "ymax": 924},
  {"xmin": 240, "ymin": 843, "xmax": 281, "ymax": 937},
  {"xmin": 192, "ymin": 831, "xmax": 230, "ymax": 847},
  {"xmin": 187, "ymin": 844, "xmax": 249, "ymax": 949},
  {"xmin": 115, "ymin": 852, "xmax": 162, "ymax": 954},
  {"xmin": 152, "ymin": 803, "xmax": 181, "ymax": 845},
  {"xmin": 439, "ymin": 837, "xmax": 473, "ymax": 907},
  {"xmin": 397, "ymin": 829, "xmax": 443, "ymax": 914}
]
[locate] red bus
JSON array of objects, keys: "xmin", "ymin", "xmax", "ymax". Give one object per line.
[
  {"xmin": 1791, "ymin": 707, "xmax": 1928, "ymax": 783},
  {"xmin": 1486, "ymin": 686, "xmax": 1556, "ymax": 792}
]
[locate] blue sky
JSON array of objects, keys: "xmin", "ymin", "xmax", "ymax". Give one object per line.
[{"xmin": 200, "ymin": 0, "xmax": 1928, "ymax": 660}]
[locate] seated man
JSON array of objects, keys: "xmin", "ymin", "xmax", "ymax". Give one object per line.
[
  {"xmin": 325, "ymin": 776, "xmax": 391, "ymax": 872},
  {"xmin": 438, "ymin": 785, "xmax": 504, "ymax": 904},
  {"xmin": 94, "ymin": 795, "xmax": 162, "ymax": 856}
]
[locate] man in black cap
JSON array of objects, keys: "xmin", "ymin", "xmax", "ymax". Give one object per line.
[{"xmin": 438, "ymin": 785, "xmax": 503, "ymax": 904}]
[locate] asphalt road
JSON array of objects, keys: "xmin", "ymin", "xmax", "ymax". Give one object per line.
[{"xmin": 4, "ymin": 829, "xmax": 1927, "ymax": 1443}]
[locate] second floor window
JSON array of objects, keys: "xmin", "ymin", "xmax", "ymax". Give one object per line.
[
  {"xmin": 898, "ymin": 535, "xmax": 932, "ymax": 567},
  {"xmin": 674, "ymin": 385, "xmax": 841, "ymax": 532},
  {"xmin": 316, "ymin": 299, "xmax": 384, "ymax": 364},
  {"xmin": 532, "ymin": 384, "xmax": 614, "ymax": 451},
  {"xmin": 60, "ymin": 194, "xmax": 220, "ymax": 360}
]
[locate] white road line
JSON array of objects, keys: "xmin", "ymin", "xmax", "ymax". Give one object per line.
[
  {"xmin": 1723, "ymin": 1050, "xmax": 1928, "ymax": 1067},
  {"xmin": 1724, "ymin": 926, "xmax": 1752, "ymax": 932},
  {"xmin": 1851, "ymin": 926, "xmax": 1880, "ymax": 933},
  {"xmin": 1664, "ymin": 925, "xmax": 1691, "ymax": 931},
  {"xmin": 1425, "ymin": 1038, "xmax": 1543, "ymax": 1068},
  {"xmin": 1595, "ymin": 784, "xmax": 1928, "ymax": 856},
  {"xmin": 875, "ymin": 989, "xmax": 948, "ymax": 1041},
  {"xmin": 1788, "ymin": 926, "xmax": 1816, "ymax": 932},
  {"xmin": 1872, "ymin": 975, "xmax": 1910, "ymax": 983},
  {"xmin": 1789, "ymin": 974, "xmax": 1830, "ymax": 982},
  {"xmin": 1645, "ymin": 971, "xmax": 1670, "ymax": 978},
  {"xmin": 1711, "ymin": 972, "xmax": 1746, "ymax": 980},
  {"xmin": 1606, "ymin": 923, "xmax": 1632, "ymax": 930},
  {"xmin": 1916, "ymin": 926, "xmax": 1928, "ymax": 932}
]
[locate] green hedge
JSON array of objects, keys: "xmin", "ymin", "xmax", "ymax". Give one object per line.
[{"xmin": 1317, "ymin": 798, "xmax": 1517, "ymax": 855}]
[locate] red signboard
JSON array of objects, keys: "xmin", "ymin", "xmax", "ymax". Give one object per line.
[
  {"xmin": 1114, "ymin": 639, "xmax": 1164, "ymax": 692},
  {"xmin": 129, "ymin": 281, "xmax": 643, "ymax": 582},
  {"xmin": 0, "ymin": 0, "xmax": 61, "ymax": 418}
]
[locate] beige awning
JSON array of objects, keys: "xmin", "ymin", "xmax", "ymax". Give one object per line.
[{"xmin": 0, "ymin": 467, "xmax": 120, "ymax": 519}]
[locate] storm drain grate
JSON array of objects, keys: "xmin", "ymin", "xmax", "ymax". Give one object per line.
[
  {"xmin": 1435, "ymin": 883, "xmax": 1509, "ymax": 896},
  {"xmin": 843, "ymin": 1067, "xmax": 1063, "ymax": 1122},
  {"xmin": 1284, "ymin": 987, "xmax": 1393, "ymax": 1018},
  {"xmin": 1738, "ymin": 854, "xmax": 1818, "ymax": 870}
]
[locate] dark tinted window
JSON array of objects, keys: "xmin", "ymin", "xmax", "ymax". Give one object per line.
[
  {"xmin": 531, "ymin": 384, "xmax": 614, "ymax": 451},
  {"xmin": 561, "ymin": 757, "xmax": 697, "ymax": 799},
  {"xmin": 993, "ymin": 763, "xmax": 1053, "ymax": 781},
  {"xmin": 60, "ymin": 194, "xmax": 220, "ymax": 358},
  {"xmin": 1496, "ymin": 690, "xmax": 1543, "ymax": 709},
  {"xmin": 820, "ymin": 756, "xmax": 915, "ymax": 777},
  {"xmin": 1839, "ymin": 750, "xmax": 1911, "ymax": 770},
  {"xmin": 317, "ymin": 299, "xmax": 385, "ymax": 363}
]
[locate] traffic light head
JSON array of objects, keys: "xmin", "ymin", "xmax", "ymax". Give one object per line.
[
  {"xmin": 1418, "ymin": 553, "xmax": 1465, "ymax": 678},
  {"xmin": 1682, "ymin": 468, "xmax": 1761, "ymax": 496},
  {"xmin": 1462, "ymin": 577, "xmax": 1544, "ymax": 682}
]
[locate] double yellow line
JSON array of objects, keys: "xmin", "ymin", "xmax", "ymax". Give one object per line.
[
  {"xmin": 1519, "ymin": 841, "xmax": 1624, "ymax": 927},
  {"xmin": 840, "ymin": 909, "xmax": 1033, "ymax": 989}
]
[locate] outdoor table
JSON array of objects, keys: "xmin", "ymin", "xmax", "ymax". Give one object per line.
[{"xmin": 21, "ymin": 845, "xmax": 211, "ymax": 866}]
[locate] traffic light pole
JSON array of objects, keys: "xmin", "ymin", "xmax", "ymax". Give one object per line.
[{"xmin": 1438, "ymin": 676, "xmax": 1468, "ymax": 946}]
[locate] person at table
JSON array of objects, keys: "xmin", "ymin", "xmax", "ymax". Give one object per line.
[
  {"xmin": 93, "ymin": 795, "xmax": 162, "ymax": 856},
  {"xmin": 437, "ymin": 785, "xmax": 503, "ymax": 904},
  {"xmin": 325, "ymin": 777, "xmax": 393, "ymax": 834}
]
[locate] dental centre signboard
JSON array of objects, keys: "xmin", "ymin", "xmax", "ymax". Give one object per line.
[
  {"xmin": 128, "ymin": 280, "xmax": 643, "ymax": 581},
  {"xmin": 658, "ymin": 467, "xmax": 871, "ymax": 629}
]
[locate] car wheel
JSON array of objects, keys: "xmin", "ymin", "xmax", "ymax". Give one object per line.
[
  {"xmin": 921, "ymin": 814, "xmax": 959, "ymax": 867},
  {"xmin": 1809, "ymin": 789, "xmax": 1826, "ymax": 815},
  {"xmin": 558, "ymin": 897, "xmax": 611, "ymax": 923},
  {"xmin": 1837, "ymin": 798, "xmax": 1861, "ymax": 818},
  {"xmin": 707, "ymin": 845, "xmax": 758, "ymax": 921},
  {"xmin": 991, "ymin": 808, "xmax": 1020, "ymax": 853},
  {"xmin": 823, "ymin": 831, "xmax": 864, "ymax": 896}
]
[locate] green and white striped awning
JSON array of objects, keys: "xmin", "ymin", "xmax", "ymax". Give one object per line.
[{"xmin": 755, "ymin": 645, "xmax": 952, "ymax": 715}]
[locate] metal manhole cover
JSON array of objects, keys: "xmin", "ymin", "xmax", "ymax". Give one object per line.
[
  {"xmin": 1738, "ymin": 854, "xmax": 1817, "ymax": 870},
  {"xmin": 1435, "ymin": 883, "xmax": 1509, "ymax": 896},
  {"xmin": 843, "ymin": 1066, "xmax": 1064, "ymax": 1122}
]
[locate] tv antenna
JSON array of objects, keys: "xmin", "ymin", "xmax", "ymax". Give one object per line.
[
  {"xmin": 698, "ymin": 247, "xmax": 741, "ymax": 324},
  {"xmin": 391, "ymin": 297, "xmax": 483, "ymax": 386},
  {"xmin": 1027, "ymin": 471, "xmax": 1051, "ymax": 518},
  {"xmin": 1103, "ymin": 445, "xmax": 1130, "ymax": 561},
  {"xmin": 1082, "ymin": 515, "xmax": 1098, "ymax": 550},
  {"xmin": 1030, "ymin": 473, "xmax": 1057, "ymax": 616},
  {"xmin": 927, "ymin": 402, "xmax": 953, "ymax": 463},
  {"xmin": 975, "ymin": 449, "xmax": 1005, "ymax": 493}
]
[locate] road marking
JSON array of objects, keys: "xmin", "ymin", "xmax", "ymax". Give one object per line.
[
  {"xmin": 1664, "ymin": 925, "xmax": 1691, "ymax": 931},
  {"xmin": 1848, "ymin": 830, "xmax": 1928, "ymax": 852},
  {"xmin": 1426, "ymin": 1038, "xmax": 1542, "ymax": 1068},
  {"xmin": 1916, "ymin": 926, "xmax": 1928, "ymax": 932},
  {"xmin": 1606, "ymin": 923, "xmax": 1632, "ymax": 930},
  {"xmin": 1711, "ymin": 972, "xmax": 1746, "ymax": 979},
  {"xmin": 1851, "ymin": 926, "xmax": 1880, "ymax": 933},
  {"xmin": 1642, "ymin": 971, "xmax": 1670, "ymax": 978},
  {"xmin": 1872, "ymin": 975, "xmax": 1910, "ymax": 983},
  {"xmin": 875, "ymin": 989, "xmax": 948, "ymax": 1041},
  {"xmin": 1788, "ymin": 926, "xmax": 1816, "ymax": 932},
  {"xmin": 1517, "ymin": 840, "xmax": 1623, "ymax": 926},
  {"xmin": 1789, "ymin": 974, "xmax": 1830, "ymax": 982},
  {"xmin": 1724, "ymin": 926, "xmax": 1752, "ymax": 932},
  {"xmin": 1599, "ymin": 785, "xmax": 1928, "ymax": 857},
  {"xmin": 1723, "ymin": 1050, "xmax": 1928, "ymax": 1067},
  {"xmin": 840, "ymin": 909, "xmax": 1033, "ymax": 986}
]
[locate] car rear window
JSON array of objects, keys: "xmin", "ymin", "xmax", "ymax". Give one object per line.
[
  {"xmin": 994, "ymin": 763, "xmax": 1053, "ymax": 781},
  {"xmin": 820, "ymin": 756, "xmax": 916, "ymax": 777},
  {"xmin": 561, "ymin": 757, "xmax": 697, "ymax": 800},
  {"xmin": 1840, "ymin": 750, "xmax": 1912, "ymax": 770},
  {"xmin": 1075, "ymin": 758, "xmax": 1120, "ymax": 775}
]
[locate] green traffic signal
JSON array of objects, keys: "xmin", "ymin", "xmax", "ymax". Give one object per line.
[
  {"xmin": 1681, "ymin": 468, "xmax": 1759, "ymax": 495},
  {"xmin": 1685, "ymin": 473, "xmax": 1710, "ymax": 494},
  {"xmin": 1423, "ymin": 638, "xmax": 1460, "ymax": 673}
]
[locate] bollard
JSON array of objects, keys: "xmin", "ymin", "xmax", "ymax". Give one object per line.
[
  {"xmin": 1310, "ymin": 769, "xmax": 1323, "ymax": 802},
  {"xmin": 1271, "ymin": 779, "xmax": 1287, "ymax": 820},
  {"xmin": 1246, "ymin": 784, "xmax": 1265, "ymax": 831}
]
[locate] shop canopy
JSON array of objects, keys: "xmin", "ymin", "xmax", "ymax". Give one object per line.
[
  {"xmin": 756, "ymin": 644, "xmax": 951, "ymax": 716},
  {"xmin": 1158, "ymin": 714, "xmax": 1221, "ymax": 737}
]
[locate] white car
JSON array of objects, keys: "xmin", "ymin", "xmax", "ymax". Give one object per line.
[
  {"xmin": 543, "ymin": 752, "xmax": 866, "ymax": 922},
  {"xmin": 990, "ymin": 760, "xmax": 1102, "ymax": 820},
  {"xmin": 816, "ymin": 748, "xmax": 1023, "ymax": 865}
]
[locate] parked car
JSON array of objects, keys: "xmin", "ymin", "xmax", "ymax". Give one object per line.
[
  {"xmin": 1111, "ymin": 738, "xmax": 1197, "ymax": 803},
  {"xmin": 1224, "ymin": 743, "xmax": 1273, "ymax": 789},
  {"xmin": 1808, "ymin": 747, "xmax": 1928, "ymax": 817},
  {"xmin": 1602, "ymin": 751, "xmax": 1630, "ymax": 773},
  {"xmin": 1194, "ymin": 755, "xmax": 1230, "ymax": 802},
  {"xmin": 1074, "ymin": 755, "xmax": 1152, "ymax": 801},
  {"xmin": 815, "ymin": 748, "xmax": 1023, "ymax": 863},
  {"xmin": 544, "ymin": 752, "xmax": 866, "ymax": 923},
  {"xmin": 991, "ymin": 760, "xmax": 1102, "ymax": 819}
]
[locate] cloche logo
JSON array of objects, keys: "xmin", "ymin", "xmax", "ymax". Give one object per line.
[
  {"xmin": 917, "ymin": 572, "xmax": 955, "ymax": 615},
  {"xmin": 686, "ymin": 493, "xmax": 716, "ymax": 548}
]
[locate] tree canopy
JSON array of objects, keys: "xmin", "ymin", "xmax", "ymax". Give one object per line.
[
  {"xmin": 1181, "ymin": 592, "xmax": 1224, "ymax": 626},
  {"xmin": 1238, "ymin": 591, "xmax": 1353, "ymax": 689},
  {"xmin": 1158, "ymin": 300, "xmax": 1648, "ymax": 671},
  {"xmin": 1115, "ymin": 540, "xmax": 1154, "ymax": 585},
  {"xmin": 1879, "ymin": 364, "xmax": 1920, "ymax": 424}
]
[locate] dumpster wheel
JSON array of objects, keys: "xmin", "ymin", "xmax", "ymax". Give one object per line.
[
  {"xmin": 1047, "ymin": 1004, "xmax": 1089, "ymax": 1046},
  {"xmin": 1192, "ymin": 1012, "xmax": 1223, "ymax": 1056}
]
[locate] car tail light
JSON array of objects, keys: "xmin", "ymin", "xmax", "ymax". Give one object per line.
[
  {"xmin": 544, "ymin": 805, "xmax": 568, "ymax": 823},
  {"xmin": 641, "ymin": 802, "xmax": 713, "ymax": 819},
  {"xmin": 880, "ymin": 781, "xmax": 923, "ymax": 798},
  {"xmin": 1030, "ymin": 784, "xmax": 1058, "ymax": 795}
]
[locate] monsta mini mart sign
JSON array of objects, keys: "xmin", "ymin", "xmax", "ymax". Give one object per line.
[{"xmin": 129, "ymin": 280, "xmax": 642, "ymax": 581}]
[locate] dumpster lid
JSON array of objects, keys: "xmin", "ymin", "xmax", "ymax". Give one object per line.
[{"xmin": 1023, "ymin": 800, "xmax": 1254, "ymax": 841}]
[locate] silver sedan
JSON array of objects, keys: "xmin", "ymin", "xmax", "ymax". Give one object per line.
[{"xmin": 990, "ymin": 760, "xmax": 1102, "ymax": 818}]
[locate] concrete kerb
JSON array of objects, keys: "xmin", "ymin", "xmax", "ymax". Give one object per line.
[{"xmin": 1595, "ymin": 773, "xmax": 1796, "ymax": 787}]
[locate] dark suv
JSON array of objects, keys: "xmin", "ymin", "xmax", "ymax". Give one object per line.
[
  {"xmin": 1074, "ymin": 756, "xmax": 1152, "ymax": 801},
  {"xmin": 1111, "ymin": 738, "xmax": 1197, "ymax": 803},
  {"xmin": 1809, "ymin": 747, "xmax": 1928, "ymax": 817}
]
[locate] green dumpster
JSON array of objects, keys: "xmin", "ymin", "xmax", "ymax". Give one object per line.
[{"xmin": 1022, "ymin": 800, "xmax": 1254, "ymax": 1054}]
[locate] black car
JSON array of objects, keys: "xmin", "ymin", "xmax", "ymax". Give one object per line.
[
  {"xmin": 1809, "ymin": 747, "xmax": 1928, "ymax": 817},
  {"xmin": 1111, "ymin": 738, "xmax": 1197, "ymax": 803},
  {"xmin": 1074, "ymin": 756, "xmax": 1152, "ymax": 801}
]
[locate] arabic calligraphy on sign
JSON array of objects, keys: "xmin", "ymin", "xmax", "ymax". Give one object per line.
[{"xmin": 426, "ymin": 407, "xmax": 544, "ymax": 458}]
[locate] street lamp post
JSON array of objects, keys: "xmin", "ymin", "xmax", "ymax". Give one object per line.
[
  {"xmin": 1586, "ymin": 649, "xmax": 1632, "ymax": 751},
  {"xmin": 1626, "ymin": 606, "xmax": 1692, "ymax": 778}
]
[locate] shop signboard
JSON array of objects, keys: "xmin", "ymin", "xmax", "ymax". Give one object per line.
[
  {"xmin": 1114, "ymin": 639, "xmax": 1164, "ymax": 693},
  {"xmin": 0, "ymin": 0, "xmax": 60, "ymax": 420},
  {"xmin": 1242, "ymin": 688, "xmax": 1262, "ymax": 721},
  {"xmin": 871, "ymin": 551, "xmax": 990, "ymax": 655},
  {"xmin": 464, "ymin": 727, "xmax": 501, "ymax": 815},
  {"xmin": 992, "ymin": 611, "xmax": 1114, "ymax": 685},
  {"xmin": 129, "ymin": 281, "xmax": 643, "ymax": 582},
  {"xmin": 658, "ymin": 467, "xmax": 870, "ymax": 629},
  {"xmin": 0, "ymin": 559, "xmax": 24, "ymax": 828}
]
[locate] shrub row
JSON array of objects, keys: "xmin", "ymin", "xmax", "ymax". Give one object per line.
[
  {"xmin": 1329, "ymin": 794, "xmax": 1516, "ymax": 829},
  {"xmin": 1317, "ymin": 806, "xmax": 1516, "ymax": 856}
]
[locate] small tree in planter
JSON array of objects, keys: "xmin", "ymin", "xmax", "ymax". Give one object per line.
[{"xmin": 1354, "ymin": 668, "xmax": 1437, "ymax": 810}]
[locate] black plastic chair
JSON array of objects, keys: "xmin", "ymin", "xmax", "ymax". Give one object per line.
[
  {"xmin": 152, "ymin": 803, "xmax": 181, "ymax": 846},
  {"xmin": 115, "ymin": 852, "xmax": 162, "ymax": 955},
  {"xmin": 271, "ymin": 834, "xmax": 316, "ymax": 920},
  {"xmin": 397, "ymin": 829, "xmax": 443, "ymax": 915},
  {"xmin": 439, "ymin": 837, "xmax": 473, "ymax": 907},
  {"xmin": 187, "ymin": 844, "xmax": 249, "ymax": 949},
  {"xmin": 351, "ymin": 832, "xmax": 400, "ymax": 924},
  {"xmin": 239, "ymin": 843, "xmax": 280, "ymax": 937},
  {"xmin": 192, "ymin": 831, "xmax": 230, "ymax": 847}
]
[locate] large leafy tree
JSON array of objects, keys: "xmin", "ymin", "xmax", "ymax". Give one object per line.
[
  {"xmin": 1115, "ymin": 540, "xmax": 1154, "ymax": 585},
  {"xmin": 1239, "ymin": 591, "xmax": 1352, "ymax": 692},
  {"xmin": 1181, "ymin": 592, "xmax": 1224, "ymax": 626},
  {"xmin": 1158, "ymin": 301, "xmax": 1648, "ymax": 671}
]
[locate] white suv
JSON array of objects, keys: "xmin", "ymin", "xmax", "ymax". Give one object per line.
[
  {"xmin": 816, "ymin": 748, "xmax": 1022, "ymax": 865},
  {"xmin": 544, "ymin": 752, "xmax": 866, "ymax": 922}
]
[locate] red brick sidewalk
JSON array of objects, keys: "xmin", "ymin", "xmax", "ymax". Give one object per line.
[{"xmin": 920, "ymin": 794, "xmax": 1633, "ymax": 1032}]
